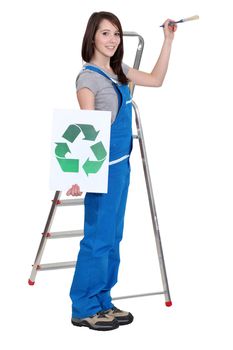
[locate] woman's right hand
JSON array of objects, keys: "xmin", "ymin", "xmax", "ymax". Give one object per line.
[{"xmin": 66, "ymin": 184, "xmax": 83, "ymax": 196}]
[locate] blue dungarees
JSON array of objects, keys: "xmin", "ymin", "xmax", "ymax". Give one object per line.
[{"xmin": 70, "ymin": 65, "xmax": 133, "ymax": 319}]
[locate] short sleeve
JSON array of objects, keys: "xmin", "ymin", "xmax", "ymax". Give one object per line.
[
  {"xmin": 75, "ymin": 70, "xmax": 99, "ymax": 95},
  {"xmin": 122, "ymin": 62, "xmax": 130, "ymax": 76}
]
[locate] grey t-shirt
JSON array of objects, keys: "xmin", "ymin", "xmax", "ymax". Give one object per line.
[{"xmin": 75, "ymin": 63, "xmax": 130, "ymax": 123}]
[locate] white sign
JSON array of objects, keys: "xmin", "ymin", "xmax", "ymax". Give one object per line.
[{"xmin": 49, "ymin": 109, "xmax": 111, "ymax": 193}]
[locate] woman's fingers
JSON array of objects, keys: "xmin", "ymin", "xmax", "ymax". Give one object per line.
[
  {"xmin": 66, "ymin": 188, "xmax": 71, "ymax": 196},
  {"xmin": 71, "ymin": 185, "xmax": 76, "ymax": 196},
  {"xmin": 168, "ymin": 22, "xmax": 177, "ymax": 32},
  {"xmin": 66, "ymin": 184, "xmax": 83, "ymax": 196},
  {"xmin": 163, "ymin": 18, "xmax": 177, "ymax": 38},
  {"xmin": 72, "ymin": 184, "xmax": 78, "ymax": 196}
]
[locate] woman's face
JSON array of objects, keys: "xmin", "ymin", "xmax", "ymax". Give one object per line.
[{"xmin": 93, "ymin": 19, "xmax": 121, "ymax": 59}]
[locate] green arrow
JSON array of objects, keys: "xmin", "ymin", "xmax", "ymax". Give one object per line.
[
  {"xmin": 82, "ymin": 141, "xmax": 108, "ymax": 176},
  {"xmin": 91, "ymin": 141, "xmax": 107, "ymax": 160},
  {"xmin": 56, "ymin": 158, "xmax": 79, "ymax": 172},
  {"xmin": 55, "ymin": 143, "xmax": 79, "ymax": 172},
  {"xmin": 55, "ymin": 143, "xmax": 70, "ymax": 157},
  {"xmin": 62, "ymin": 124, "xmax": 99, "ymax": 142},
  {"xmin": 62, "ymin": 125, "xmax": 81, "ymax": 143},
  {"xmin": 78, "ymin": 124, "xmax": 100, "ymax": 141},
  {"xmin": 82, "ymin": 158, "xmax": 105, "ymax": 176}
]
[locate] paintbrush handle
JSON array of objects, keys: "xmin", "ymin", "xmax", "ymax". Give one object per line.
[
  {"xmin": 160, "ymin": 20, "xmax": 183, "ymax": 28},
  {"xmin": 160, "ymin": 15, "xmax": 199, "ymax": 27}
]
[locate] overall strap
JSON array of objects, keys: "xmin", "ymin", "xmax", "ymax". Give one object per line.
[
  {"xmin": 84, "ymin": 65, "xmax": 118, "ymax": 83},
  {"xmin": 83, "ymin": 65, "xmax": 122, "ymax": 109}
]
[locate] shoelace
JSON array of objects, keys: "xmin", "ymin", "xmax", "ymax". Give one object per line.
[
  {"xmin": 93, "ymin": 307, "xmax": 122, "ymax": 318},
  {"xmin": 112, "ymin": 306, "xmax": 122, "ymax": 313},
  {"xmin": 96, "ymin": 311, "xmax": 109, "ymax": 318}
]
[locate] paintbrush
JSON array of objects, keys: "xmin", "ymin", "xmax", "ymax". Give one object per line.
[{"xmin": 160, "ymin": 15, "xmax": 199, "ymax": 28}]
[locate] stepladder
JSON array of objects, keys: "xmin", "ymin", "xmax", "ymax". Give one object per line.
[{"xmin": 28, "ymin": 32, "xmax": 172, "ymax": 307}]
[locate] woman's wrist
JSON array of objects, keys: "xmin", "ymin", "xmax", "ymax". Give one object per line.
[{"xmin": 164, "ymin": 36, "xmax": 174, "ymax": 44}]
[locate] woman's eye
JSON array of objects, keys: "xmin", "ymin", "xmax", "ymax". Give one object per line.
[{"xmin": 101, "ymin": 32, "xmax": 120, "ymax": 37}]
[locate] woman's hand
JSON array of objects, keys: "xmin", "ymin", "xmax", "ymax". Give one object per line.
[
  {"xmin": 66, "ymin": 184, "xmax": 83, "ymax": 196},
  {"xmin": 162, "ymin": 19, "xmax": 177, "ymax": 41}
]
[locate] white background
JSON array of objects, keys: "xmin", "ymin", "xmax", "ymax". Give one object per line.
[{"xmin": 1, "ymin": 0, "xmax": 233, "ymax": 348}]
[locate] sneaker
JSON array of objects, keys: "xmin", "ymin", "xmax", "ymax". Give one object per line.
[
  {"xmin": 71, "ymin": 311, "xmax": 119, "ymax": 331},
  {"xmin": 104, "ymin": 306, "xmax": 134, "ymax": 325}
]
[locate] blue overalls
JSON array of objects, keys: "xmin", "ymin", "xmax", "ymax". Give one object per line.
[{"xmin": 70, "ymin": 65, "xmax": 133, "ymax": 319}]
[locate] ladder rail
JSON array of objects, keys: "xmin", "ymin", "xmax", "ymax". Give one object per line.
[
  {"xmin": 132, "ymin": 100, "xmax": 171, "ymax": 305},
  {"xmin": 28, "ymin": 191, "xmax": 62, "ymax": 284},
  {"xmin": 123, "ymin": 32, "xmax": 171, "ymax": 304},
  {"xmin": 123, "ymin": 31, "xmax": 144, "ymax": 94}
]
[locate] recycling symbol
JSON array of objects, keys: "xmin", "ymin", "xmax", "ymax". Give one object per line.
[{"xmin": 55, "ymin": 124, "xmax": 107, "ymax": 176}]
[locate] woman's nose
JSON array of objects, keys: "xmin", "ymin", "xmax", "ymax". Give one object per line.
[
  {"xmin": 109, "ymin": 34, "xmax": 118, "ymax": 42},
  {"xmin": 109, "ymin": 34, "xmax": 118, "ymax": 43}
]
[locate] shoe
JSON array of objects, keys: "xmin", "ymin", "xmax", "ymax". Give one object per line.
[
  {"xmin": 104, "ymin": 306, "xmax": 134, "ymax": 326},
  {"xmin": 71, "ymin": 311, "xmax": 119, "ymax": 331}
]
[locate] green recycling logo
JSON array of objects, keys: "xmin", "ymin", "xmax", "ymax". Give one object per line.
[{"xmin": 54, "ymin": 124, "xmax": 107, "ymax": 176}]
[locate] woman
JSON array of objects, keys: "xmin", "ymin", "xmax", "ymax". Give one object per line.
[{"xmin": 67, "ymin": 11, "xmax": 177, "ymax": 331}]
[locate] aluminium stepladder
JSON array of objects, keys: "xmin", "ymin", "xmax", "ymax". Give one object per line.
[{"xmin": 28, "ymin": 32, "xmax": 172, "ymax": 307}]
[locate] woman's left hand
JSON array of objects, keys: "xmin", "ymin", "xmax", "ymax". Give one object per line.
[{"xmin": 162, "ymin": 19, "xmax": 177, "ymax": 41}]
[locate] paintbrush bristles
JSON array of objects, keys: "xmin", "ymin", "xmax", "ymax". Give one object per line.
[{"xmin": 183, "ymin": 15, "xmax": 199, "ymax": 22}]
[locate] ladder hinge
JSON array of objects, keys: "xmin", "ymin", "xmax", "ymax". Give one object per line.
[
  {"xmin": 42, "ymin": 232, "xmax": 51, "ymax": 237},
  {"xmin": 52, "ymin": 199, "xmax": 61, "ymax": 205}
]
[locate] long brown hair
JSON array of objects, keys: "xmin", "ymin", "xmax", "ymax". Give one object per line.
[{"xmin": 81, "ymin": 11, "xmax": 129, "ymax": 84}]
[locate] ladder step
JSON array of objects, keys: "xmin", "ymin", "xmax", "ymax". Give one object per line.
[
  {"xmin": 133, "ymin": 134, "xmax": 139, "ymax": 139},
  {"xmin": 47, "ymin": 230, "xmax": 84, "ymax": 239},
  {"xmin": 112, "ymin": 291, "xmax": 165, "ymax": 301},
  {"xmin": 37, "ymin": 261, "xmax": 76, "ymax": 270},
  {"xmin": 57, "ymin": 198, "xmax": 84, "ymax": 206}
]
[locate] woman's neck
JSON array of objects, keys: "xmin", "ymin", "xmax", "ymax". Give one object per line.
[{"xmin": 89, "ymin": 55, "xmax": 114, "ymax": 74}]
